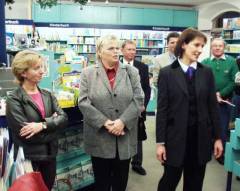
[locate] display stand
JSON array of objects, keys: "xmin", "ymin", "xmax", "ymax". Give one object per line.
[
  {"xmin": 53, "ymin": 107, "xmax": 94, "ymax": 191},
  {"xmin": 224, "ymin": 118, "xmax": 240, "ymax": 191}
]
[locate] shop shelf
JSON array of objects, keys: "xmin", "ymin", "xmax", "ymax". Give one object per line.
[
  {"xmin": 233, "ymin": 160, "xmax": 240, "ymax": 177},
  {"xmin": 230, "ymin": 130, "xmax": 240, "ymax": 150}
]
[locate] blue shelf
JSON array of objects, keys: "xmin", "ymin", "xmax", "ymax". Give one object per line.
[{"xmin": 224, "ymin": 118, "xmax": 240, "ymax": 176}]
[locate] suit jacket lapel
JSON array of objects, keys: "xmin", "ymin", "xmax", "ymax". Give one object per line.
[
  {"xmin": 195, "ymin": 63, "xmax": 203, "ymax": 99},
  {"xmin": 96, "ymin": 62, "xmax": 112, "ymax": 93},
  {"xmin": 133, "ymin": 60, "xmax": 138, "ymax": 68},
  {"xmin": 172, "ymin": 62, "xmax": 188, "ymax": 96},
  {"xmin": 114, "ymin": 63, "xmax": 127, "ymax": 90}
]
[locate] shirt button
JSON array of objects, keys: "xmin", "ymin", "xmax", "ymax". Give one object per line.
[
  {"xmin": 115, "ymin": 109, "xmax": 119, "ymax": 113},
  {"xmin": 114, "ymin": 94, "xmax": 117, "ymax": 97}
]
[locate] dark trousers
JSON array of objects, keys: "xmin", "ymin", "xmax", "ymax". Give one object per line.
[
  {"xmin": 157, "ymin": 162, "xmax": 206, "ymax": 191},
  {"xmin": 230, "ymin": 95, "xmax": 240, "ymax": 121},
  {"xmin": 91, "ymin": 156, "xmax": 131, "ymax": 191},
  {"xmin": 32, "ymin": 159, "xmax": 56, "ymax": 190},
  {"xmin": 219, "ymin": 103, "xmax": 231, "ymax": 149},
  {"xmin": 131, "ymin": 140, "xmax": 143, "ymax": 167},
  {"xmin": 158, "ymin": 122, "xmax": 206, "ymax": 191}
]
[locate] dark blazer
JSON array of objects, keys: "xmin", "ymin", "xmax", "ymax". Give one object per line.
[
  {"xmin": 133, "ymin": 60, "xmax": 151, "ymax": 120},
  {"xmin": 6, "ymin": 86, "xmax": 68, "ymax": 161},
  {"xmin": 156, "ymin": 60, "xmax": 221, "ymax": 167}
]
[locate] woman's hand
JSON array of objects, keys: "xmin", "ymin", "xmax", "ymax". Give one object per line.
[
  {"xmin": 111, "ymin": 119, "xmax": 125, "ymax": 136},
  {"xmin": 104, "ymin": 119, "xmax": 125, "ymax": 136},
  {"xmin": 104, "ymin": 119, "xmax": 115, "ymax": 131},
  {"xmin": 20, "ymin": 122, "xmax": 43, "ymax": 139},
  {"xmin": 214, "ymin": 139, "xmax": 223, "ymax": 159},
  {"xmin": 156, "ymin": 144, "xmax": 166, "ymax": 164},
  {"xmin": 52, "ymin": 112, "xmax": 58, "ymax": 118}
]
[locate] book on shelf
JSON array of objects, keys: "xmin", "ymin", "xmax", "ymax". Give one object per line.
[
  {"xmin": 0, "ymin": 127, "xmax": 34, "ymax": 189},
  {"xmin": 233, "ymin": 30, "xmax": 240, "ymax": 39}
]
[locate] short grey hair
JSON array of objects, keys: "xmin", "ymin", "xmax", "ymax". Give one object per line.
[
  {"xmin": 96, "ymin": 35, "xmax": 120, "ymax": 61},
  {"xmin": 211, "ymin": 38, "xmax": 226, "ymax": 47}
]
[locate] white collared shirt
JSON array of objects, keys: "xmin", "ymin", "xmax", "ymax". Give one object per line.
[
  {"xmin": 169, "ymin": 52, "xmax": 176, "ymax": 64},
  {"xmin": 178, "ymin": 58, "xmax": 197, "ymax": 72},
  {"xmin": 123, "ymin": 58, "xmax": 134, "ymax": 66},
  {"xmin": 210, "ymin": 54, "xmax": 226, "ymax": 60}
]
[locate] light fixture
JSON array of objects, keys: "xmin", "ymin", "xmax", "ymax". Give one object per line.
[
  {"xmin": 87, "ymin": 0, "xmax": 91, "ymax": 3},
  {"xmin": 105, "ymin": 0, "xmax": 109, "ymax": 4}
]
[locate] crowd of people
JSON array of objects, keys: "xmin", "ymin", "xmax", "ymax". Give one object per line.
[{"xmin": 6, "ymin": 27, "xmax": 240, "ymax": 191}]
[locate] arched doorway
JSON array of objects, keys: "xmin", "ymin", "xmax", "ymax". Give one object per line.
[{"xmin": 212, "ymin": 11, "xmax": 240, "ymax": 28}]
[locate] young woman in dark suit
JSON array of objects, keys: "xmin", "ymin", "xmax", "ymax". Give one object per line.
[{"xmin": 156, "ymin": 28, "xmax": 223, "ymax": 191}]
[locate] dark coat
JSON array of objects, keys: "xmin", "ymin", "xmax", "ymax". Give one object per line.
[
  {"xmin": 133, "ymin": 60, "xmax": 151, "ymax": 141},
  {"xmin": 133, "ymin": 60, "xmax": 151, "ymax": 120},
  {"xmin": 6, "ymin": 86, "xmax": 68, "ymax": 161},
  {"xmin": 156, "ymin": 60, "xmax": 221, "ymax": 167}
]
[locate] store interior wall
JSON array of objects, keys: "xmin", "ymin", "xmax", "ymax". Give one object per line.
[
  {"xmin": 5, "ymin": 0, "xmax": 194, "ymax": 20},
  {"xmin": 5, "ymin": 0, "xmax": 240, "ymax": 29},
  {"xmin": 197, "ymin": 0, "xmax": 240, "ymax": 30},
  {"xmin": 5, "ymin": 0, "xmax": 31, "ymax": 19},
  {"xmin": 4, "ymin": 0, "xmax": 240, "ymax": 60}
]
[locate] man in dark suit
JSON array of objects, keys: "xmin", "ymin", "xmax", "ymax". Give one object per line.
[
  {"xmin": 121, "ymin": 40, "xmax": 151, "ymax": 175},
  {"xmin": 156, "ymin": 28, "xmax": 223, "ymax": 190}
]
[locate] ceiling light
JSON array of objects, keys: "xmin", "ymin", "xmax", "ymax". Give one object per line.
[{"xmin": 105, "ymin": 0, "xmax": 109, "ymax": 4}]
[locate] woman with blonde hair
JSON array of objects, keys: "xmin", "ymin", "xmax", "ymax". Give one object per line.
[
  {"xmin": 6, "ymin": 50, "xmax": 68, "ymax": 190},
  {"xmin": 78, "ymin": 35, "xmax": 144, "ymax": 191}
]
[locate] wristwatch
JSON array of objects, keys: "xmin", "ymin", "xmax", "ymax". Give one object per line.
[{"xmin": 42, "ymin": 122, "xmax": 47, "ymax": 130}]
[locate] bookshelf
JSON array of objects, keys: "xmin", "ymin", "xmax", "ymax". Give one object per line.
[
  {"xmin": 117, "ymin": 29, "xmax": 165, "ymax": 56},
  {"xmin": 222, "ymin": 18, "xmax": 240, "ymax": 58},
  {"xmin": 36, "ymin": 25, "xmax": 181, "ymax": 63},
  {"xmin": 45, "ymin": 40, "xmax": 68, "ymax": 59},
  {"xmin": 68, "ymin": 36, "xmax": 96, "ymax": 54},
  {"xmin": 223, "ymin": 30, "xmax": 240, "ymax": 57}
]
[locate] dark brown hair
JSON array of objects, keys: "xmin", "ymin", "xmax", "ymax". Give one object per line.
[
  {"xmin": 174, "ymin": 28, "xmax": 207, "ymax": 58},
  {"xmin": 166, "ymin": 32, "xmax": 180, "ymax": 44}
]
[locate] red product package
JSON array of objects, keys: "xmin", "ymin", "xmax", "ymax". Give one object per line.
[{"xmin": 9, "ymin": 172, "xmax": 48, "ymax": 191}]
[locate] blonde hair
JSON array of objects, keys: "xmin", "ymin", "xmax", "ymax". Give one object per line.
[
  {"xmin": 96, "ymin": 35, "xmax": 119, "ymax": 61},
  {"xmin": 11, "ymin": 50, "xmax": 42, "ymax": 85}
]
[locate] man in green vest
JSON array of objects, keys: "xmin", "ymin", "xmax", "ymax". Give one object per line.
[{"xmin": 202, "ymin": 38, "xmax": 238, "ymax": 164}]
